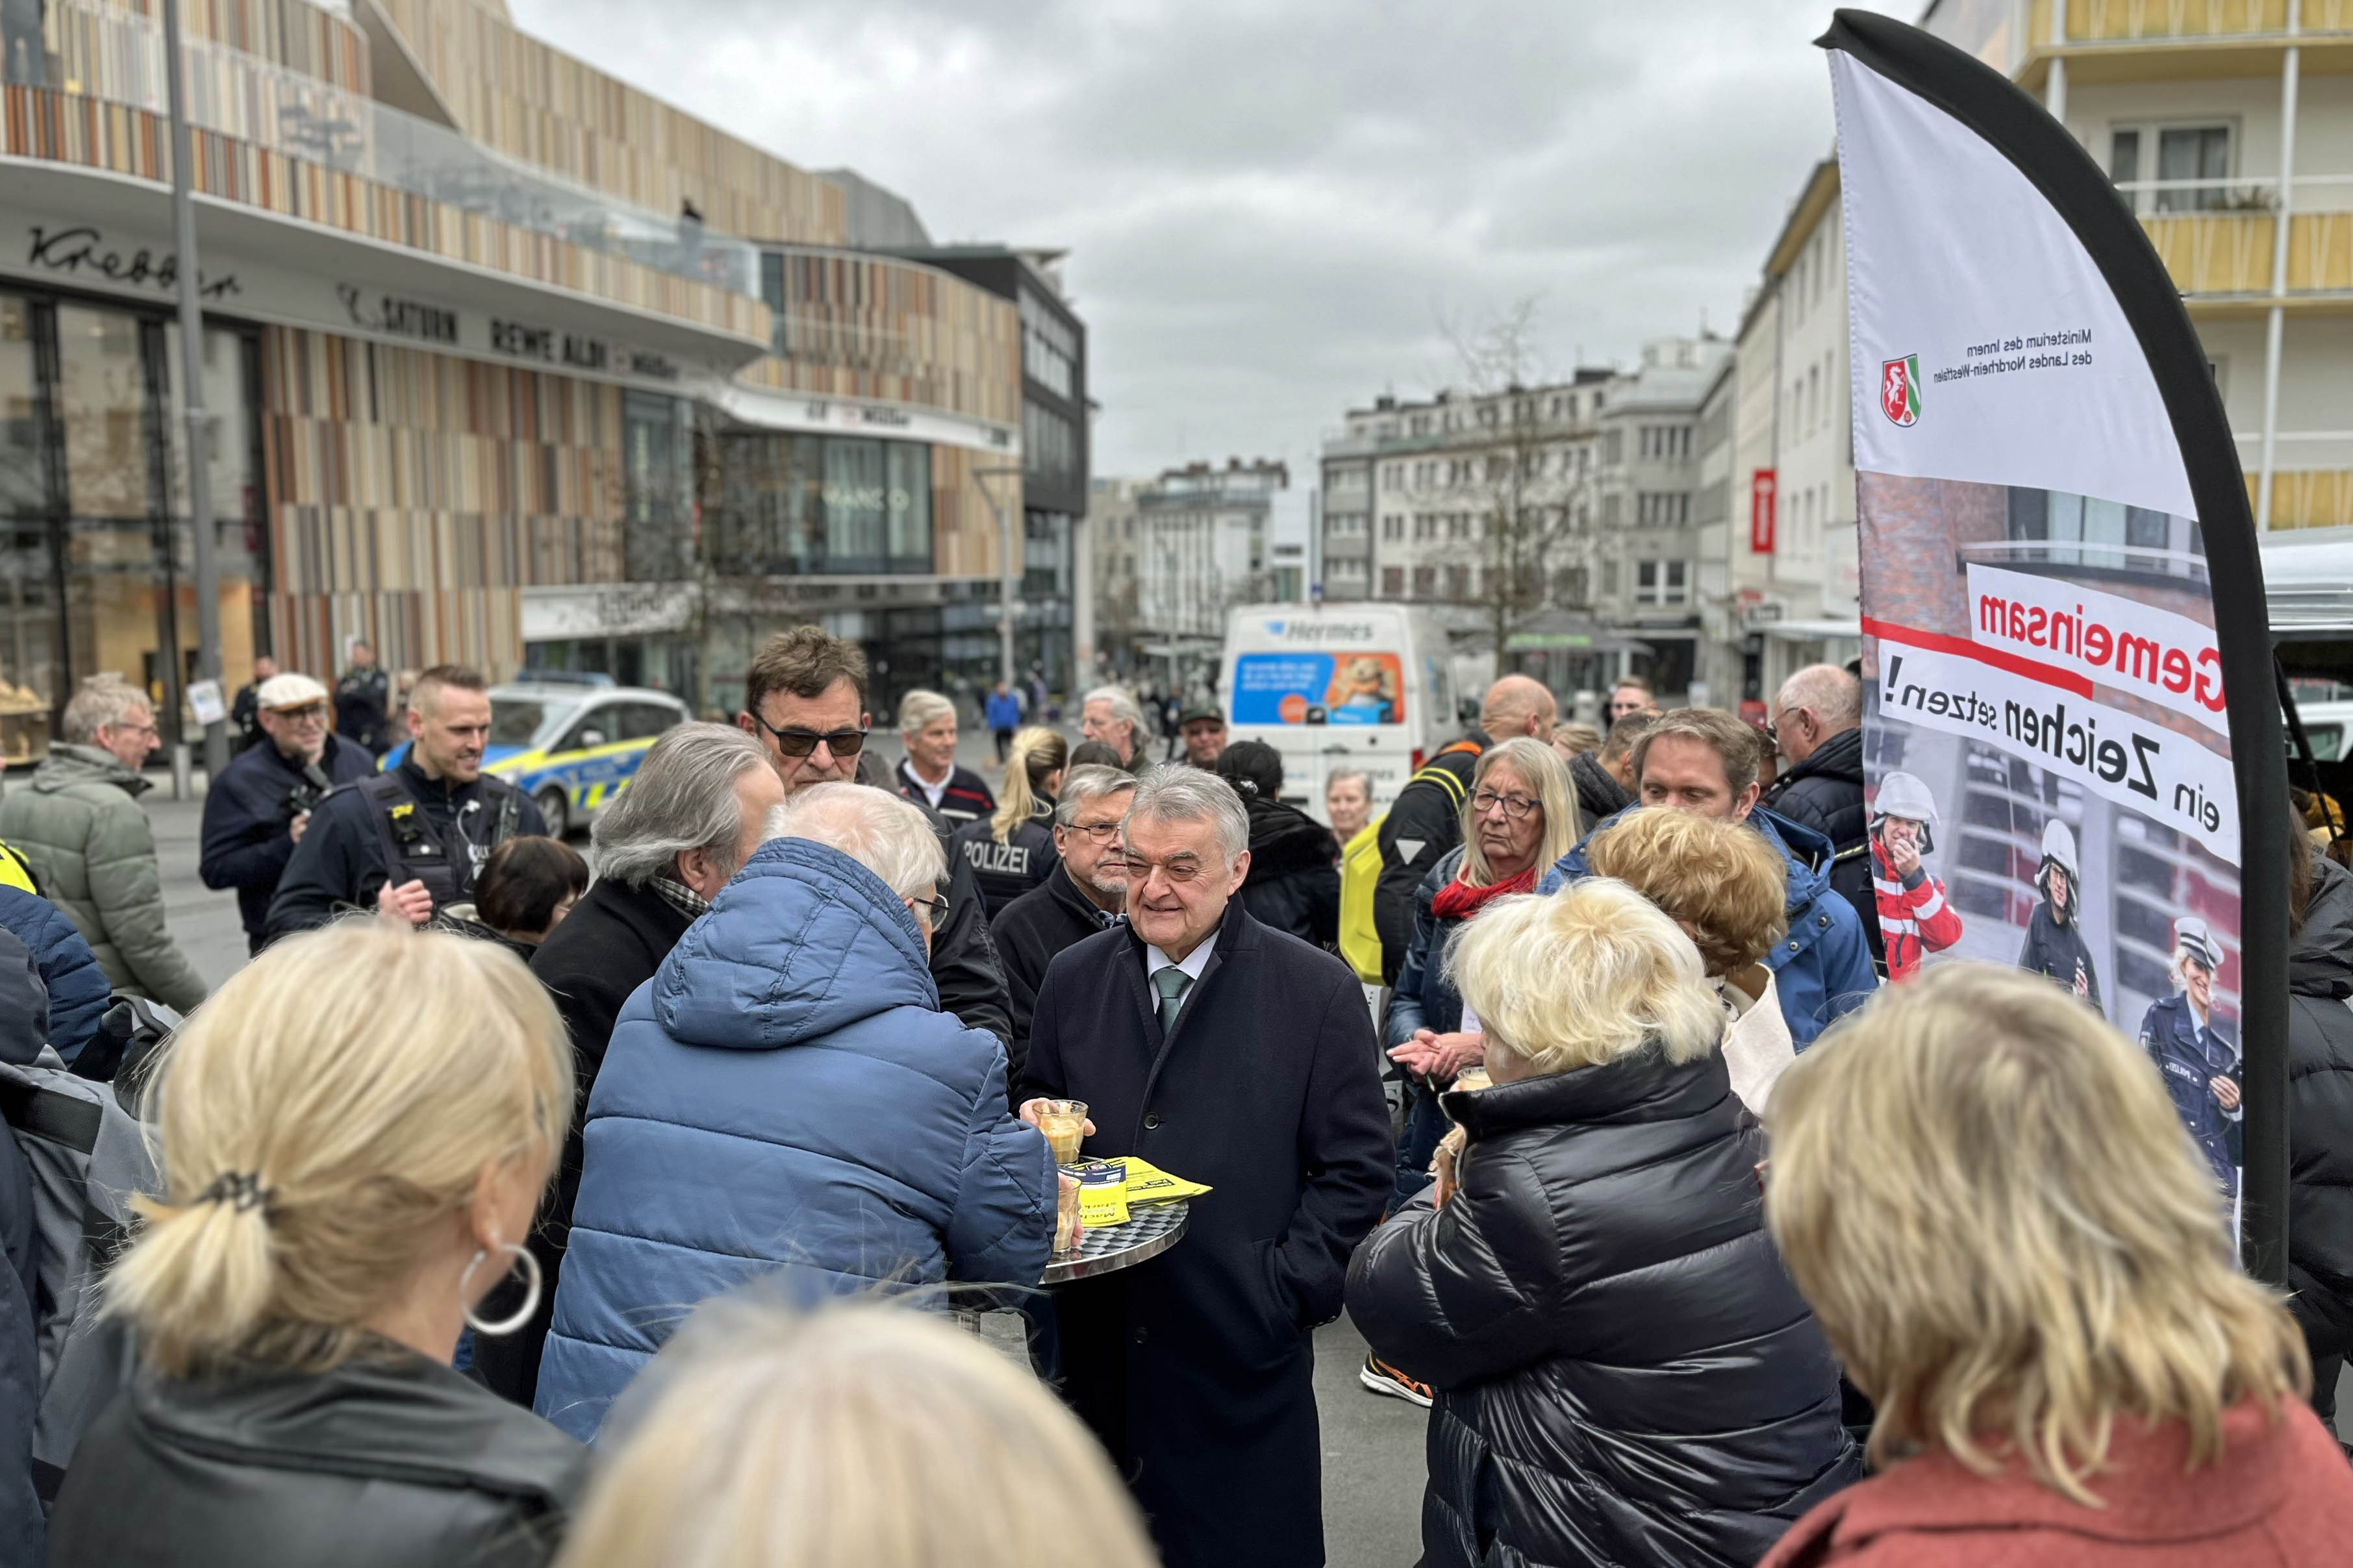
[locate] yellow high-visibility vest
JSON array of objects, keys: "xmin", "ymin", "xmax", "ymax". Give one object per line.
[
  {"xmin": 0, "ymin": 839, "xmax": 36, "ymax": 895},
  {"xmin": 1338, "ymin": 815, "xmax": 1388, "ymax": 984}
]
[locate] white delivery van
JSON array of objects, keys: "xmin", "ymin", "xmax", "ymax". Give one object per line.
[{"xmin": 1218, "ymin": 603, "xmax": 1460, "ymax": 823}]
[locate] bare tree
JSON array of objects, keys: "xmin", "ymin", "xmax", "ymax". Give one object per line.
[{"xmin": 1441, "ymin": 299, "xmax": 1586, "ymax": 664}]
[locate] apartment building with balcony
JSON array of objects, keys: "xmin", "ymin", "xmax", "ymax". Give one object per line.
[{"xmin": 0, "ymin": 0, "xmax": 1033, "ymax": 751}]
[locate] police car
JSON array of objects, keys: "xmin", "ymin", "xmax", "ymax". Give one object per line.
[{"xmin": 384, "ymin": 676, "xmax": 690, "ymax": 839}]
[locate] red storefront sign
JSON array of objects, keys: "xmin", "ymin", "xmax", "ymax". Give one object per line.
[{"xmin": 1750, "ymin": 469, "xmax": 1777, "ymax": 553}]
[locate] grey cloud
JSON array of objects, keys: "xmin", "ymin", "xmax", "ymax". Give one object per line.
[{"xmin": 510, "ymin": 0, "xmax": 1909, "ymax": 475}]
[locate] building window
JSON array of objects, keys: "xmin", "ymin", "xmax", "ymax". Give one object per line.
[
  {"xmin": 1019, "ymin": 289, "xmax": 1078, "ymax": 398},
  {"xmin": 1602, "ymin": 493, "xmax": 1622, "ymax": 528},
  {"xmin": 623, "ymin": 392, "xmax": 692, "ymax": 582},
  {"xmin": 1444, "ymin": 564, "xmax": 1470, "ymax": 597},
  {"xmin": 2109, "ymin": 122, "xmax": 2233, "ymax": 214},
  {"xmin": 1636, "ymin": 492, "xmax": 1691, "ymax": 527},
  {"xmin": 1412, "ymin": 565, "xmax": 1436, "ymax": 598},
  {"xmin": 1024, "ymin": 403, "xmax": 1079, "ymax": 490},
  {"xmin": 1637, "ymin": 559, "xmax": 1689, "ymax": 605},
  {"xmin": 1601, "ymin": 558, "xmax": 1620, "ymax": 597},
  {"xmin": 709, "ymin": 432, "xmax": 932, "ymax": 577},
  {"xmin": 1382, "ymin": 514, "xmax": 1404, "ymax": 541},
  {"xmin": 1639, "ymin": 425, "xmax": 1692, "ymax": 460},
  {"xmin": 1381, "ymin": 566, "xmax": 1405, "ymax": 597}
]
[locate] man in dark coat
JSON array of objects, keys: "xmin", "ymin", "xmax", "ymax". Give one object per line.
[
  {"xmin": 227, "ymin": 654, "xmax": 275, "ymax": 754},
  {"xmin": 1762, "ymin": 664, "xmax": 1876, "ymax": 965},
  {"xmin": 1373, "ymin": 675, "xmax": 1554, "ymax": 980},
  {"xmin": 333, "ymin": 641, "xmax": 390, "ymax": 756},
  {"xmin": 740, "ymin": 626, "xmax": 1012, "ymax": 1044},
  {"xmin": 199, "ymin": 672, "xmax": 376, "ymax": 954},
  {"xmin": 470, "ymin": 722, "xmax": 785, "ymax": 1408},
  {"xmin": 991, "ymin": 765, "xmax": 1135, "ymax": 1064},
  {"xmin": 0, "ymin": 936, "xmax": 48, "ymax": 1565},
  {"xmin": 2287, "ymin": 847, "xmax": 2353, "ymax": 1428},
  {"xmin": 1021, "ymin": 767, "xmax": 1392, "ymax": 1568}
]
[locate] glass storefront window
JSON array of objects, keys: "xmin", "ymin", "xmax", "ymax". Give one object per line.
[
  {"xmin": 706, "ymin": 430, "xmax": 930, "ymax": 577},
  {"xmin": 624, "ymin": 392, "xmax": 692, "ymax": 582}
]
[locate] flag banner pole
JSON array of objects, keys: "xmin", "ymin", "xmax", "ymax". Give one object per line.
[{"xmin": 1820, "ymin": 9, "xmax": 2289, "ymax": 1282}]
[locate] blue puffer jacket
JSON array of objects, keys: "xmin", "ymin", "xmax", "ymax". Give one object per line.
[
  {"xmin": 0, "ymin": 887, "xmax": 109, "ymax": 1065},
  {"xmin": 534, "ymin": 837, "xmax": 1055, "ymax": 1441},
  {"xmin": 1542, "ymin": 806, "xmax": 1877, "ymax": 1049}
]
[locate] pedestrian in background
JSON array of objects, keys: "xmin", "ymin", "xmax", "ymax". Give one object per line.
[
  {"xmin": 955, "ymin": 727, "xmax": 1065, "ymax": 919},
  {"xmin": 1384, "ymin": 737, "xmax": 1580, "ymax": 1228},
  {"xmin": 1569, "ymin": 709, "xmax": 1652, "ymax": 824},
  {"xmin": 985, "ymin": 680, "xmax": 1025, "ymax": 763},
  {"xmin": 1763, "ymin": 665, "xmax": 1873, "ymax": 960},
  {"xmin": 47, "ymin": 920, "xmax": 585, "ymax": 1567},
  {"xmin": 552, "ymin": 1300, "xmax": 1155, "ymax": 1568},
  {"xmin": 0, "ymin": 677, "xmax": 206, "ymax": 1014},
  {"xmin": 895, "ymin": 690, "xmax": 994, "ymax": 829},
  {"xmin": 1607, "ymin": 675, "xmax": 1659, "ymax": 730},
  {"xmin": 1349, "ymin": 880, "xmax": 1860, "ymax": 1568},
  {"xmin": 473, "ymin": 725, "xmax": 785, "ymax": 1412},
  {"xmin": 1215, "ymin": 740, "xmax": 1338, "ymax": 948},
  {"xmin": 1581, "ymin": 805, "xmax": 1796, "ymax": 1114},
  {"xmin": 227, "ymin": 653, "xmax": 276, "ymax": 755},
  {"xmin": 1759, "ymin": 964, "xmax": 2351, "ymax": 1566},
  {"xmin": 536, "ymin": 784, "xmax": 1052, "ymax": 1442},
  {"xmin": 1079, "ymin": 686, "xmax": 1148, "ymax": 774},
  {"xmin": 1179, "ymin": 703, "xmax": 1227, "ymax": 768},
  {"xmin": 2286, "ymin": 832, "xmax": 2353, "ymax": 1436},
  {"xmin": 1020, "ymin": 767, "xmax": 1391, "ymax": 1568},
  {"xmin": 334, "ymin": 640, "xmax": 390, "ymax": 757},
  {"xmin": 1324, "ymin": 767, "xmax": 1374, "ymax": 844},
  {"xmin": 199, "ymin": 671, "xmax": 375, "ymax": 956}
]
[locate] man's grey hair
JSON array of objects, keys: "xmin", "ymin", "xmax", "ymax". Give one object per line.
[
  {"xmin": 895, "ymin": 688, "xmax": 955, "ymax": 735},
  {"xmin": 1776, "ymin": 664, "xmax": 1862, "ymax": 732},
  {"xmin": 1325, "ymin": 767, "xmax": 1373, "ymax": 799},
  {"xmin": 762, "ymin": 782, "xmax": 948, "ymax": 924},
  {"xmin": 61, "ymin": 677, "xmax": 149, "ymax": 745},
  {"xmin": 1081, "ymin": 686, "xmax": 1143, "ymax": 740},
  {"xmin": 1126, "ymin": 766, "xmax": 1248, "ymax": 865},
  {"xmin": 592, "ymin": 723, "xmax": 770, "ymax": 888},
  {"xmin": 1055, "ymin": 764, "xmax": 1138, "ymax": 827}
]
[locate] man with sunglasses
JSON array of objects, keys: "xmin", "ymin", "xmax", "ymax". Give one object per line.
[
  {"xmin": 199, "ymin": 671, "xmax": 377, "ymax": 955},
  {"xmin": 736, "ymin": 625, "xmax": 1012, "ymax": 1047}
]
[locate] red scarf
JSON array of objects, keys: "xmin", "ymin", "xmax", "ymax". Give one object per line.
[{"xmin": 1430, "ymin": 864, "xmax": 1538, "ymax": 921}]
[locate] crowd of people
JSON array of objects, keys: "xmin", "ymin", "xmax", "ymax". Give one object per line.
[{"xmin": 0, "ymin": 640, "xmax": 2348, "ymax": 1567}]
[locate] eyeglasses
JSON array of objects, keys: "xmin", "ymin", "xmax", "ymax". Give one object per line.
[
  {"xmin": 748, "ymin": 709, "xmax": 868, "ymax": 759},
  {"xmin": 1121, "ymin": 854, "xmax": 1205, "ymax": 884},
  {"xmin": 1064, "ymin": 820, "xmax": 1123, "ymax": 841},
  {"xmin": 907, "ymin": 893, "xmax": 949, "ymax": 925},
  {"xmin": 1470, "ymin": 789, "xmax": 1540, "ymax": 821}
]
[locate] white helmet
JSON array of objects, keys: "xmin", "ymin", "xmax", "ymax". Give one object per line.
[
  {"xmin": 1872, "ymin": 771, "xmax": 1939, "ymax": 828},
  {"xmin": 2039, "ymin": 817, "xmax": 2080, "ymax": 880}
]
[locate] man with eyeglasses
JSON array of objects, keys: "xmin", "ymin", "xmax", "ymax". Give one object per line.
[
  {"xmin": 0, "ymin": 676, "xmax": 207, "ymax": 1013},
  {"xmin": 736, "ymin": 625, "xmax": 1012, "ymax": 1047},
  {"xmin": 1018, "ymin": 767, "xmax": 1391, "ymax": 1568},
  {"xmin": 990, "ymin": 764, "xmax": 1135, "ymax": 1067},
  {"xmin": 199, "ymin": 671, "xmax": 378, "ymax": 954}
]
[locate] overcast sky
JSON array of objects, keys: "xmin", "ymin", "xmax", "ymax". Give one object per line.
[{"xmin": 511, "ymin": 0, "xmax": 1909, "ymax": 480}]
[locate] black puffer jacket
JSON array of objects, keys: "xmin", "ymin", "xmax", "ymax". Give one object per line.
[
  {"xmin": 1347, "ymin": 1044, "xmax": 1862, "ymax": 1567},
  {"xmin": 49, "ymin": 1350, "xmax": 586, "ymax": 1567},
  {"xmin": 1759, "ymin": 727, "xmax": 1876, "ymax": 969},
  {"xmin": 1239, "ymin": 795, "xmax": 1340, "ymax": 947},
  {"xmin": 1568, "ymin": 749, "xmax": 1631, "ymax": 825},
  {"xmin": 952, "ymin": 797, "xmax": 1060, "ymax": 918},
  {"xmin": 2290, "ymin": 851, "xmax": 2353, "ymax": 1367}
]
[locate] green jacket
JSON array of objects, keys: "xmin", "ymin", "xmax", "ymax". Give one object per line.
[{"xmin": 0, "ymin": 745, "xmax": 207, "ymax": 1014}]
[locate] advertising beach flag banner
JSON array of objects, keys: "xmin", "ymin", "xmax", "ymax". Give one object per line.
[{"xmin": 1821, "ymin": 12, "xmax": 2290, "ymax": 1275}]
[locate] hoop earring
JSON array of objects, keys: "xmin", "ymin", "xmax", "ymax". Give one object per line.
[{"xmin": 459, "ymin": 1242, "xmax": 541, "ymax": 1338}]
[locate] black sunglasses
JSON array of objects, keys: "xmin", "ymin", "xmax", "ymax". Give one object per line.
[{"xmin": 749, "ymin": 710, "xmax": 869, "ymax": 759}]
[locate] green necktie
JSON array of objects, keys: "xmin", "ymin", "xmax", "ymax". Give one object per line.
[{"xmin": 1152, "ymin": 965, "xmax": 1193, "ymax": 1034}]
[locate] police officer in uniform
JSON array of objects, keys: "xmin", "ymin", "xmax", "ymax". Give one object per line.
[
  {"xmin": 2137, "ymin": 917, "xmax": 2241, "ymax": 1199},
  {"xmin": 2017, "ymin": 817, "xmax": 2102, "ymax": 1014},
  {"xmin": 266, "ymin": 665, "xmax": 544, "ymax": 938}
]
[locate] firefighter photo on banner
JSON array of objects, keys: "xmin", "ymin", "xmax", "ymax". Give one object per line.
[{"xmin": 1824, "ymin": 10, "xmax": 2287, "ymax": 1247}]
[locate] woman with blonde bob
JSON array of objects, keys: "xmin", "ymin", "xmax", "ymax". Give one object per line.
[
  {"xmin": 49, "ymin": 920, "xmax": 586, "ymax": 1568},
  {"xmin": 1581, "ymin": 806, "xmax": 1794, "ymax": 1113},
  {"xmin": 555, "ymin": 1297, "xmax": 1154, "ymax": 1568},
  {"xmin": 1759, "ymin": 964, "xmax": 2353, "ymax": 1567},
  {"xmin": 1347, "ymin": 880, "xmax": 1859, "ymax": 1567}
]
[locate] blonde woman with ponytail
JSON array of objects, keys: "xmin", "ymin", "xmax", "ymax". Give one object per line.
[
  {"xmin": 951, "ymin": 725, "xmax": 1067, "ymax": 917},
  {"xmin": 49, "ymin": 919, "xmax": 586, "ymax": 1568}
]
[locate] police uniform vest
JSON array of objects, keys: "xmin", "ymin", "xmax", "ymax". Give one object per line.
[{"xmin": 359, "ymin": 770, "xmax": 523, "ymax": 914}]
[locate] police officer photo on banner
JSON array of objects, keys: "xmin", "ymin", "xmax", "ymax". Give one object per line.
[{"xmin": 1822, "ymin": 12, "xmax": 2289, "ymax": 1273}]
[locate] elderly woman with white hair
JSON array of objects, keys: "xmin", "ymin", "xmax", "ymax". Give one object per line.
[
  {"xmin": 1347, "ymin": 878, "xmax": 1861, "ymax": 1568},
  {"xmin": 534, "ymin": 782, "xmax": 1056, "ymax": 1442}
]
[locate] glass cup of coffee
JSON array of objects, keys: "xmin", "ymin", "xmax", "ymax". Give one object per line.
[
  {"xmin": 1053, "ymin": 1173, "xmax": 1081, "ymax": 1256},
  {"xmin": 1037, "ymin": 1099, "xmax": 1089, "ymax": 1167}
]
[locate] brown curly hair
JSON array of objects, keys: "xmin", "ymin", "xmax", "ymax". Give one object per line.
[{"xmin": 1579, "ymin": 807, "xmax": 1786, "ymax": 976}]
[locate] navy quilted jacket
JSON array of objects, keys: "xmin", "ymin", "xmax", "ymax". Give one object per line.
[{"xmin": 534, "ymin": 836, "xmax": 1055, "ymax": 1441}]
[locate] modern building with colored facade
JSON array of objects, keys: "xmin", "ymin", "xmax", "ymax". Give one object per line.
[{"xmin": 0, "ymin": 0, "xmax": 1044, "ymax": 758}]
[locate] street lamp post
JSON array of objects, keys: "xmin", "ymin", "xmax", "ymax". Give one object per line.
[
  {"xmin": 974, "ymin": 466, "xmax": 1024, "ymax": 689},
  {"xmin": 162, "ymin": 0, "xmax": 227, "ymax": 780}
]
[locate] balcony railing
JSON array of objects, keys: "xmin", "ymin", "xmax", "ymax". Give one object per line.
[
  {"xmin": 2031, "ymin": 0, "xmax": 2353, "ymax": 41},
  {"xmin": 8, "ymin": 0, "xmax": 758, "ymax": 299}
]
